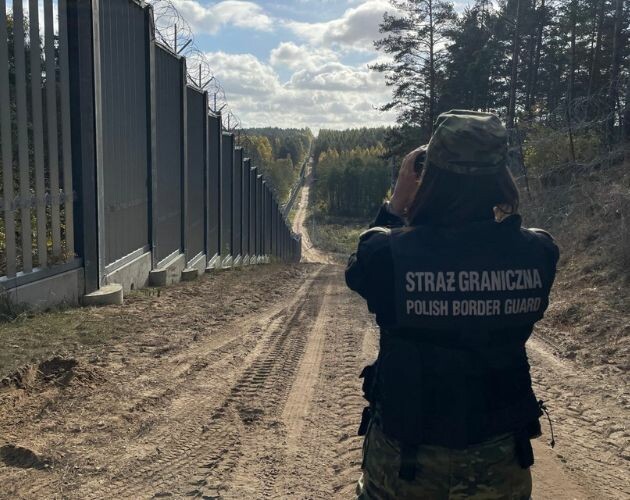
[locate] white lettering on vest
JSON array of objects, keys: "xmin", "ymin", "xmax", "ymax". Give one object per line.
[{"xmin": 406, "ymin": 300, "xmax": 449, "ymax": 316}]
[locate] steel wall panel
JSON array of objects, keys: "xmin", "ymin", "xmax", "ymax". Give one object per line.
[
  {"xmin": 186, "ymin": 86, "xmax": 206, "ymax": 261},
  {"xmin": 154, "ymin": 46, "xmax": 184, "ymax": 262},
  {"xmin": 256, "ymin": 175, "xmax": 263, "ymax": 257},
  {"xmin": 242, "ymin": 159, "xmax": 251, "ymax": 257},
  {"xmin": 262, "ymin": 183, "xmax": 269, "ymax": 255},
  {"xmin": 99, "ymin": 0, "xmax": 150, "ymax": 266},
  {"xmin": 207, "ymin": 114, "xmax": 221, "ymax": 258},
  {"xmin": 249, "ymin": 167, "xmax": 257, "ymax": 257},
  {"xmin": 232, "ymin": 148, "xmax": 243, "ymax": 258},
  {"xmin": 271, "ymin": 200, "xmax": 276, "ymax": 257},
  {"xmin": 221, "ymin": 133, "xmax": 234, "ymax": 257}
]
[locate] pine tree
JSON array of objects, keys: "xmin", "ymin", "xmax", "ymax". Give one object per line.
[{"xmin": 372, "ymin": 0, "xmax": 456, "ymax": 134}]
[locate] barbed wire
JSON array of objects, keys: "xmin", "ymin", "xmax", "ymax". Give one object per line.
[
  {"xmin": 151, "ymin": 0, "xmax": 193, "ymax": 54},
  {"xmin": 147, "ymin": 0, "xmax": 241, "ymax": 131},
  {"xmin": 508, "ymin": 77, "xmax": 629, "ymax": 189}
]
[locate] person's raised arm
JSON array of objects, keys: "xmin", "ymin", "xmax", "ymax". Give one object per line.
[
  {"xmin": 347, "ymin": 147, "xmax": 425, "ymax": 297},
  {"xmin": 370, "ymin": 146, "xmax": 425, "ymax": 228}
]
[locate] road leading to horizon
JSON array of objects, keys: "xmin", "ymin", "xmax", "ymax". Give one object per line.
[{"xmin": 0, "ymin": 170, "xmax": 626, "ymax": 499}]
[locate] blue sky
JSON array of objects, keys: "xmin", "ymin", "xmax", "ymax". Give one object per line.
[{"xmin": 158, "ymin": 0, "xmax": 400, "ymax": 131}]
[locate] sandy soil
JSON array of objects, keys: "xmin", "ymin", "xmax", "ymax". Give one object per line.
[
  {"xmin": 292, "ymin": 167, "xmax": 333, "ymax": 265},
  {"xmin": 0, "ymin": 180, "xmax": 627, "ymax": 499}
]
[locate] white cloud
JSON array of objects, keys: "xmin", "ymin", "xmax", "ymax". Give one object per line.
[
  {"xmin": 159, "ymin": 1, "xmax": 399, "ymax": 129},
  {"xmin": 285, "ymin": 0, "xmax": 394, "ymax": 51},
  {"xmin": 205, "ymin": 52, "xmax": 282, "ymax": 96},
  {"xmin": 171, "ymin": 0, "xmax": 273, "ymax": 34},
  {"xmin": 206, "ymin": 49, "xmax": 396, "ymax": 130},
  {"xmin": 270, "ymin": 42, "xmax": 339, "ymax": 71},
  {"xmin": 288, "ymin": 62, "xmax": 384, "ymax": 92}
]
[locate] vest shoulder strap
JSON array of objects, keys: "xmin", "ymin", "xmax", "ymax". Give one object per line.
[
  {"xmin": 360, "ymin": 226, "xmax": 391, "ymax": 242},
  {"xmin": 527, "ymin": 227, "xmax": 555, "ymax": 241}
]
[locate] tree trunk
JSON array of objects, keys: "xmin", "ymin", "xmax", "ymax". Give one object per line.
[
  {"xmin": 528, "ymin": 0, "xmax": 545, "ymax": 118},
  {"xmin": 508, "ymin": 0, "xmax": 521, "ymax": 128},
  {"xmin": 428, "ymin": 0, "xmax": 435, "ymax": 131},
  {"xmin": 587, "ymin": 0, "xmax": 605, "ymax": 99},
  {"xmin": 567, "ymin": 0, "xmax": 577, "ymax": 164},
  {"xmin": 624, "ymin": 78, "xmax": 630, "ymax": 148},
  {"xmin": 524, "ymin": 0, "xmax": 538, "ymax": 115},
  {"xmin": 607, "ymin": 0, "xmax": 623, "ymax": 144}
]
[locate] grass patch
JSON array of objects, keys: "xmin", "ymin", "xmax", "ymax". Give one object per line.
[
  {"xmin": 307, "ymin": 211, "xmax": 369, "ymax": 256},
  {"xmin": 0, "ymin": 306, "xmax": 121, "ymax": 379}
]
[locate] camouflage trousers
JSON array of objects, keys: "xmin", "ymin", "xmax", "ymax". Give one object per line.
[{"xmin": 356, "ymin": 422, "xmax": 532, "ymax": 500}]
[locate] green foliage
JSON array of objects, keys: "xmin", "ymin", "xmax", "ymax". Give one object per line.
[
  {"xmin": 314, "ymin": 145, "xmax": 390, "ymax": 218},
  {"xmin": 372, "ymin": 0, "xmax": 457, "ymax": 130},
  {"xmin": 312, "ymin": 129, "xmax": 391, "ymax": 218},
  {"xmin": 313, "ymin": 128, "xmax": 390, "ymax": 164},
  {"xmin": 375, "ymin": 0, "xmax": 630, "ymax": 142},
  {"xmin": 307, "ymin": 212, "xmax": 368, "ymax": 256},
  {"xmin": 523, "ymin": 124, "xmax": 603, "ymax": 181},
  {"xmin": 241, "ymin": 128, "xmax": 313, "ymax": 202}
]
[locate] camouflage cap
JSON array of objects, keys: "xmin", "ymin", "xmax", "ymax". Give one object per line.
[{"xmin": 426, "ymin": 110, "xmax": 508, "ymax": 175}]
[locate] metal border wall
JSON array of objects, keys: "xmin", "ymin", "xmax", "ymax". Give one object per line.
[
  {"xmin": 1, "ymin": 0, "xmax": 302, "ymax": 307},
  {"xmin": 185, "ymin": 86, "xmax": 207, "ymax": 263},
  {"xmin": 232, "ymin": 147, "xmax": 243, "ymax": 262},
  {"xmin": 153, "ymin": 44, "xmax": 185, "ymax": 265},
  {"xmin": 207, "ymin": 114, "xmax": 222, "ymax": 264},
  {"xmin": 98, "ymin": 0, "xmax": 151, "ymax": 276},
  {"xmin": 242, "ymin": 159, "xmax": 251, "ymax": 262},
  {"xmin": 220, "ymin": 133, "xmax": 234, "ymax": 265}
]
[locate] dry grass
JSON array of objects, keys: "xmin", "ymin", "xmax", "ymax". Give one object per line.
[
  {"xmin": 522, "ymin": 161, "xmax": 630, "ymax": 374},
  {"xmin": 0, "ymin": 306, "xmax": 122, "ymax": 379},
  {"xmin": 307, "ymin": 212, "xmax": 368, "ymax": 257}
]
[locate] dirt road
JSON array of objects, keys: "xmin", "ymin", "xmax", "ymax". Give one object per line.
[
  {"xmin": 291, "ymin": 167, "xmax": 333, "ymax": 265},
  {"xmin": 0, "ymin": 263, "xmax": 374, "ymax": 499},
  {"xmin": 0, "ymin": 178, "xmax": 627, "ymax": 499}
]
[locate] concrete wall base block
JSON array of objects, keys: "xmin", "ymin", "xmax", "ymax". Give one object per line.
[
  {"xmin": 82, "ymin": 284, "xmax": 123, "ymax": 307},
  {"xmin": 206, "ymin": 254, "xmax": 222, "ymax": 270},
  {"xmin": 186, "ymin": 253, "xmax": 207, "ymax": 276},
  {"xmin": 105, "ymin": 251, "xmax": 152, "ymax": 293},
  {"xmin": 233, "ymin": 255, "xmax": 242, "ymax": 267},
  {"xmin": 221, "ymin": 255, "xmax": 233, "ymax": 269},
  {"xmin": 2, "ymin": 268, "xmax": 84, "ymax": 311},
  {"xmin": 181, "ymin": 268, "xmax": 199, "ymax": 282},
  {"xmin": 150, "ymin": 253, "xmax": 186, "ymax": 287}
]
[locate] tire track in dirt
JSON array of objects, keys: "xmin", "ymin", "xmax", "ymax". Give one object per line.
[
  {"xmin": 3, "ymin": 254, "xmax": 624, "ymax": 498},
  {"xmin": 292, "ymin": 166, "xmax": 332, "ymax": 265},
  {"xmin": 0, "ymin": 267, "xmax": 323, "ymax": 499},
  {"xmin": 281, "ymin": 278, "xmax": 332, "ymax": 451},
  {"xmin": 170, "ymin": 269, "xmax": 331, "ymax": 499},
  {"xmin": 265, "ymin": 265, "xmax": 378, "ymax": 500},
  {"xmin": 329, "ymin": 292, "xmax": 379, "ymax": 500},
  {"xmin": 528, "ymin": 335, "xmax": 630, "ymax": 500}
]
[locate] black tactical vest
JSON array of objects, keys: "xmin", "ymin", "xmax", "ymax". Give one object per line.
[{"xmin": 372, "ymin": 216, "xmax": 556, "ymax": 448}]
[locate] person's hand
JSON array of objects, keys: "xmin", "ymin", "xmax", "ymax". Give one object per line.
[{"xmin": 389, "ymin": 146, "xmax": 425, "ymax": 217}]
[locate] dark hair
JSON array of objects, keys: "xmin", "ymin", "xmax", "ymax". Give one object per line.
[{"xmin": 407, "ymin": 163, "xmax": 520, "ymax": 227}]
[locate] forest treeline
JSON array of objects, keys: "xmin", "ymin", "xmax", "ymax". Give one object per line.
[
  {"xmin": 240, "ymin": 128, "xmax": 313, "ymax": 203},
  {"xmin": 373, "ymin": 0, "xmax": 630, "ymax": 171},
  {"xmin": 313, "ymin": 128, "xmax": 390, "ymax": 163},
  {"xmin": 313, "ymin": 128, "xmax": 392, "ymax": 218}
]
